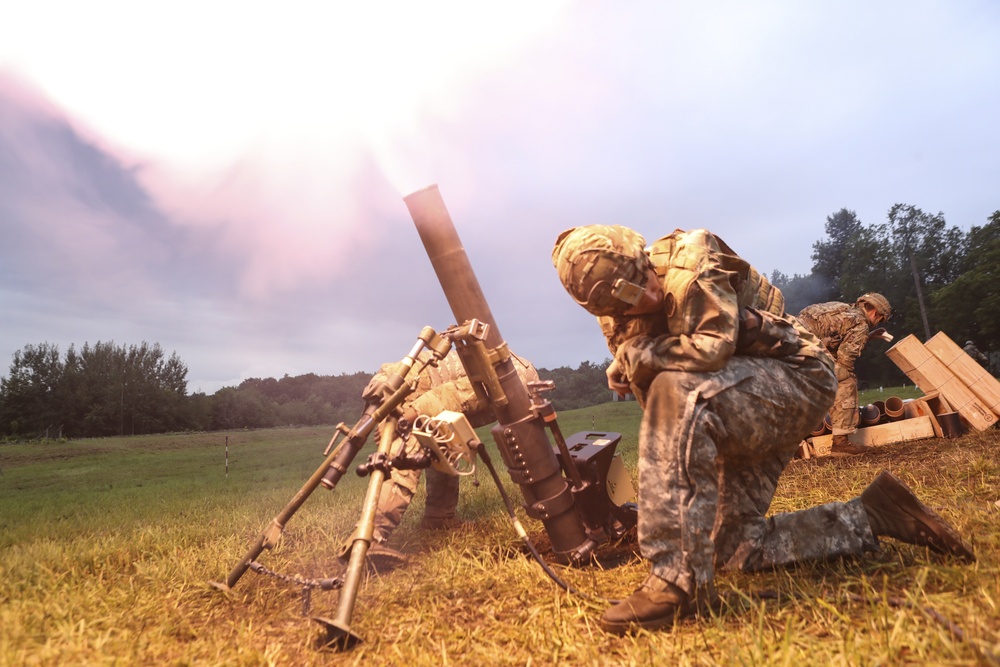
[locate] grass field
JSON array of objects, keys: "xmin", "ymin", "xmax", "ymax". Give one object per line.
[{"xmin": 1, "ymin": 395, "xmax": 998, "ymax": 666}]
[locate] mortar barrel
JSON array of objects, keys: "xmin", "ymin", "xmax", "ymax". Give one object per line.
[
  {"xmin": 859, "ymin": 403, "xmax": 881, "ymax": 426},
  {"xmin": 883, "ymin": 396, "xmax": 905, "ymax": 421},
  {"xmin": 404, "ymin": 184, "xmax": 591, "ymax": 561},
  {"xmin": 810, "ymin": 417, "xmax": 830, "ymax": 437}
]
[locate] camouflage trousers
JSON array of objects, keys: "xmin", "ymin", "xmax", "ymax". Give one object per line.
[
  {"xmin": 637, "ymin": 355, "xmax": 878, "ymax": 595},
  {"xmin": 830, "ymin": 373, "xmax": 859, "ymax": 435},
  {"xmin": 371, "ymin": 462, "xmax": 459, "ymax": 544}
]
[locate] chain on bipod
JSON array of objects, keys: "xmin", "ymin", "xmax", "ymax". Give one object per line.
[{"xmin": 247, "ymin": 560, "xmax": 343, "ymax": 615}]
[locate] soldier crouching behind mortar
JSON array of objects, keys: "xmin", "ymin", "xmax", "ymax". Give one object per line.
[
  {"xmin": 551, "ymin": 224, "xmax": 975, "ymax": 635},
  {"xmin": 338, "ymin": 347, "xmax": 539, "ymax": 567},
  {"xmin": 797, "ymin": 293, "xmax": 893, "ymax": 456}
]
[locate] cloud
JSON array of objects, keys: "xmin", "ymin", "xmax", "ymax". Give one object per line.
[{"xmin": 2, "ymin": 2, "xmax": 999, "ymax": 395}]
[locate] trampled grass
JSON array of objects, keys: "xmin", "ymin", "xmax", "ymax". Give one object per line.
[{"xmin": 1, "ymin": 397, "xmax": 998, "ymax": 666}]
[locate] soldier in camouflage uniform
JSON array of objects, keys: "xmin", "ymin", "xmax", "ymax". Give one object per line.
[
  {"xmin": 797, "ymin": 294, "xmax": 893, "ymax": 456},
  {"xmin": 340, "ymin": 348, "xmax": 539, "ymax": 564},
  {"xmin": 964, "ymin": 340, "xmax": 988, "ymax": 366},
  {"xmin": 552, "ymin": 224, "xmax": 974, "ymax": 635}
]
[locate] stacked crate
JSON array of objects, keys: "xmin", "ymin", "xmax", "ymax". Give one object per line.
[
  {"xmin": 805, "ymin": 331, "xmax": 998, "ymax": 457},
  {"xmin": 886, "ymin": 332, "xmax": 998, "ymax": 432}
]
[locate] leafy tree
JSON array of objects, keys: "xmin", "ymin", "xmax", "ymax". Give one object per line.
[
  {"xmin": 71, "ymin": 341, "xmax": 189, "ymax": 436},
  {"xmin": 0, "ymin": 343, "xmax": 65, "ymax": 437},
  {"xmin": 0, "ymin": 340, "xmax": 189, "ymax": 438},
  {"xmin": 835, "ymin": 223, "xmax": 892, "ymax": 307},
  {"xmin": 183, "ymin": 392, "xmax": 214, "ymax": 432},
  {"xmin": 811, "ymin": 209, "xmax": 864, "ymax": 301},
  {"xmin": 537, "ymin": 359, "xmax": 615, "ymax": 411},
  {"xmin": 805, "ymin": 204, "xmax": 977, "ymax": 386},
  {"xmin": 930, "ymin": 211, "xmax": 1000, "ymax": 359},
  {"xmin": 211, "ymin": 386, "xmax": 278, "ymax": 430},
  {"xmin": 886, "ymin": 205, "xmax": 943, "ymax": 338}
]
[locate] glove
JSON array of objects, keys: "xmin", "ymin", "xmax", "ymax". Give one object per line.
[{"xmin": 868, "ymin": 327, "xmax": 893, "ymax": 343}]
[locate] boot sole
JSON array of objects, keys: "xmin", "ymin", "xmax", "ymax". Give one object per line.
[
  {"xmin": 599, "ymin": 597, "xmax": 714, "ymax": 635},
  {"xmin": 871, "ymin": 472, "xmax": 975, "ymax": 561}
]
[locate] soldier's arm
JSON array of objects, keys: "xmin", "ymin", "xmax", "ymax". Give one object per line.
[
  {"xmin": 614, "ymin": 247, "xmax": 740, "ymax": 387},
  {"xmin": 835, "ymin": 318, "xmax": 869, "ymax": 377}
]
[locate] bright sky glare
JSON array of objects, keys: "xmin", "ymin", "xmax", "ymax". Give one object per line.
[{"xmin": 1, "ymin": 1, "xmax": 998, "ymax": 393}]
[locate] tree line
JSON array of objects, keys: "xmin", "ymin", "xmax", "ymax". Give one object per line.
[
  {"xmin": 3, "ymin": 202, "xmax": 997, "ymax": 440},
  {"xmin": 773, "ymin": 205, "xmax": 999, "ymax": 386},
  {"xmin": 0, "ymin": 339, "xmax": 613, "ymax": 440},
  {"xmin": 0, "ymin": 341, "xmax": 190, "ymax": 439}
]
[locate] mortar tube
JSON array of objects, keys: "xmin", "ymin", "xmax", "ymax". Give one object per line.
[
  {"xmin": 809, "ymin": 419, "xmax": 829, "ymax": 437},
  {"xmin": 859, "ymin": 403, "xmax": 881, "ymax": 427},
  {"xmin": 884, "ymin": 396, "xmax": 905, "ymax": 421},
  {"xmin": 403, "ymin": 184, "xmax": 592, "ymax": 562}
]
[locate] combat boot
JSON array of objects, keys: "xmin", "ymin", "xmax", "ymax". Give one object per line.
[
  {"xmin": 830, "ymin": 434, "xmax": 874, "ymax": 456},
  {"xmin": 600, "ymin": 574, "xmax": 716, "ymax": 635},
  {"xmin": 860, "ymin": 471, "xmax": 974, "ymax": 561},
  {"xmin": 365, "ymin": 542, "xmax": 409, "ymax": 572}
]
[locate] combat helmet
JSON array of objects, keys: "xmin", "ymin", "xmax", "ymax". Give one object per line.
[
  {"xmin": 551, "ymin": 225, "xmax": 653, "ymax": 316},
  {"xmin": 856, "ymin": 293, "xmax": 892, "ymax": 321}
]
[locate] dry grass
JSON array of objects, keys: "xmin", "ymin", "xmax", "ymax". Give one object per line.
[{"xmin": 1, "ymin": 405, "xmax": 998, "ymax": 666}]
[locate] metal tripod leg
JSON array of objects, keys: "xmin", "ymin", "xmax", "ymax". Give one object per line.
[
  {"xmin": 208, "ymin": 433, "xmax": 349, "ymax": 592},
  {"xmin": 313, "ymin": 417, "xmax": 398, "ymax": 650}
]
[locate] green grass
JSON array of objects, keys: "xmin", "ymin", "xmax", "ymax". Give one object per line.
[
  {"xmin": 858, "ymin": 384, "xmax": 925, "ymax": 405},
  {"xmin": 1, "ymin": 400, "xmax": 998, "ymax": 666}
]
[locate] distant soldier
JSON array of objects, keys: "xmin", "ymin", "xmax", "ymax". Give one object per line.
[
  {"xmin": 340, "ymin": 348, "xmax": 539, "ymax": 565},
  {"xmin": 797, "ymin": 293, "xmax": 893, "ymax": 456},
  {"xmin": 964, "ymin": 340, "xmax": 988, "ymax": 366}
]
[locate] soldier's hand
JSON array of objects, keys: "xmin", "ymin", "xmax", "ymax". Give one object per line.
[
  {"xmin": 606, "ymin": 359, "xmax": 631, "ymax": 398},
  {"xmin": 868, "ymin": 327, "xmax": 893, "ymax": 343}
]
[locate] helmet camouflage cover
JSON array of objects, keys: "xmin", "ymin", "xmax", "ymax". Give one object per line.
[
  {"xmin": 551, "ymin": 224, "xmax": 654, "ymax": 316},
  {"xmin": 856, "ymin": 292, "xmax": 892, "ymax": 320}
]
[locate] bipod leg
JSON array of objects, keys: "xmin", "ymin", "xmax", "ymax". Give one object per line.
[
  {"xmin": 313, "ymin": 416, "xmax": 397, "ymax": 651},
  {"xmin": 209, "ymin": 432, "xmax": 352, "ymax": 592}
]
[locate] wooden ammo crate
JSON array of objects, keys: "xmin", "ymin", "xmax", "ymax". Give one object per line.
[
  {"xmin": 886, "ymin": 334, "xmax": 997, "ymax": 431},
  {"xmin": 808, "ymin": 415, "xmax": 936, "ymax": 456},
  {"xmin": 924, "ymin": 331, "xmax": 1000, "ymax": 416}
]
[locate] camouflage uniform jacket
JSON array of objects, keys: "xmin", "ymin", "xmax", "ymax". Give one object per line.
[
  {"xmin": 796, "ymin": 301, "xmax": 869, "ymax": 380},
  {"xmin": 595, "ymin": 229, "xmax": 831, "ymax": 399}
]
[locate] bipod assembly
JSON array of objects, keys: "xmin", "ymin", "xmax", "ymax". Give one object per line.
[{"xmin": 208, "ymin": 326, "xmax": 451, "ymax": 594}]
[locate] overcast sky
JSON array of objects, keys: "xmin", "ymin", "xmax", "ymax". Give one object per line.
[{"xmin": 2, "ymin": 1, "xmax": 998, "ymax": 394}]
